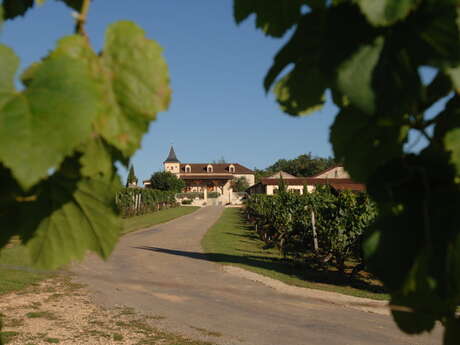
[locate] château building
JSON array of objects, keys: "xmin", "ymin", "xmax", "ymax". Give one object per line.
[{"xmin": 144, "ymin": 146, "xmax": 255, "ymax": 197}]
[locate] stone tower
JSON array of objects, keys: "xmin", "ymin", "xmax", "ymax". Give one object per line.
[{"xmin": 163, "ymin": 146, "xmax": 180, "ymax": 175}]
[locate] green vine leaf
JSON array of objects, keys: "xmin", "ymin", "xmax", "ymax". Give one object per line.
[
  {"xmin": 49, "ymin": 22, "xmax": 171, "ymax": 157},
  {"xmin": 0, "ymin": 44, "xmax": 99, "ymax": 190},
  {"xmin": 103, "ymin": 21, "xmax": 171, "ymax": 123},
  {"xmin": 99, "ymin": 21, "xmax": 171, "ymax": 156},
  {"xmin": 273, "ymin": 61, "xmax": 326, "ymax": 116},
  {"xmin": 330, "ymin": 107, "xmax": 408, "ymax": 182},
  {"xmin": 233, "ymin": 0, "xmax": 304, "ymax": 38},
  {"xmin": 337, "ymin": 36, "xmax": 384, "ymax": 115},
  {"xmin": 21, "ymin": 164, "xmax": 121, "ymax": 269},
  {"xmin": 0, "ymin": 45, "xmax": 18, "ymax": 98},
  {"xmin": 57, "ymin": 0, "xmax": 83, "ymax": 11},
  {"xmin": 2, "ymin": 0, "xmax": 34, "ymax": 19},
  {"xmin": 446, "ymin": 66, "xmax": 460, "ymax": 94},
  {"xmin": 78, "ymin": 137, "xmax": 113, "ymax": 178},
  {"xmin": 355, "ymin": 0, "xmax": 421, "ymax": 26}
]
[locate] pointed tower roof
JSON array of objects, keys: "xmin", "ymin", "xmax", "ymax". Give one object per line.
[{"xmin": 164, "ymin": 146, "xmax": 180, "ymax": 163}]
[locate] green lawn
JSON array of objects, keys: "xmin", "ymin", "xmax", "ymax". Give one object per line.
[
  {"xmin": 122, "ymin": 206, "xmax": 199, "ymax": 234},
  {"xmin": 202, "ymin": 208, "xmax": 388, "ymax": 300},
  {"xmin": 0, "ymin": 206, "xmax": 199, "ymax": 295}
]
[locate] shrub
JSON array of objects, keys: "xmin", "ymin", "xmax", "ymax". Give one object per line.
[{"xmin": 149, "ymin": 171, "xmax": 185, "ymax": 192}]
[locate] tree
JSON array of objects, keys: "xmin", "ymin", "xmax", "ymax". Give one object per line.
[
  {"xmin": 267, "ymin": 153, "xmax": 336, "ymax": 177},
  {"xmin": 0, "ymin": 0, "xmax": 171, "ymax": 270},
  {"xmin": 253, "ymin": 168, "xmax": 272, "ymax": 184},
  {"xmin": 232, "ymin": 176, "xmax": 249, "ymax": 192},
  {"xmin": 126, "ymin": 165, "xmax": 138, "ymax": 187},
  {"xmin": 234, "ymin": 0, "xmax": 460, "ymax": 342},
  {"xmin": 149, "ymin": 171, "xmax": 185, "ymax": 193},
  {"xmin": 277, "ymin": 176, "xmax": 287, "ymax": 194}
]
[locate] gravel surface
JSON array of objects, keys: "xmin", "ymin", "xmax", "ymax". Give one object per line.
[{"xmin": 70, "ymin": 206, "xmax": 442, "ymax": 345}]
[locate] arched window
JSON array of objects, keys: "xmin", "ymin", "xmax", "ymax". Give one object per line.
[
  {"xmin": 207, "ymin": 165, "xmax": 213, "ymax": 173},
  {"xmin": 229, "ymin": 164, "xmax": 235, "ymax": 173},
  {"xmin": 185, "ymin": 165, "xmax": 191, "ymax": 173}
]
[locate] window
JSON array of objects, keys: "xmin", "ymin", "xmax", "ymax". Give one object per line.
[
  {"xmin": 185, "ymin": 165, "xmax": 191, "ymax": 173},
  {"xmin": 207, "ymin": 165, "xmax": 213, "ymax": 173},
  {"xmin": 229, "ymin": 164, "xmax": 235, "ymax": 173}
]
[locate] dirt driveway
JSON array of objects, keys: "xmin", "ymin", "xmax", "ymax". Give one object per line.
[{"xmin": 72, "ymin": 206, "xmax": 442, "ymax": 345}]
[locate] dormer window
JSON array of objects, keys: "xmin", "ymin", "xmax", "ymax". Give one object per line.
[
  {"xmin": 229, "ymin": 164, "xmax": 235, "ymax": 173},
  {"xmin": 185, "ymin": 165, "xmax": 191, "ymax": 173},
  {"xmin": 207, "ymin": 165, "xmax": 213, "ymax": 173}
]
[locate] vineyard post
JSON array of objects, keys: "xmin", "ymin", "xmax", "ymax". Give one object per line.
[
  {"xmin": 305, "ymin": 205, "xmax": 318, "ymax": 252},
  {"xmin": 311, "ymin": 210, "xmax": 318, "ymax": 252}
]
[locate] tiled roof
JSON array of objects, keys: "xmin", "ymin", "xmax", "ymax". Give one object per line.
[
  {"xmin": 310, "ymin": 165, "xmax": 343, "ymax": 178},
  {"xmin": 267, "ymin": 171, "xmax": 297, "ymax": 179},
  {"xmin": 181, "ymin": 175, "xmax": 233, "ymax": 180},
  {"xmin": 164, "ymin": 146, "xmax": 180, "ymax": 163},
  {"xmin": 180, "ymin": 163, "xmax": 253, "ymax": 174}
]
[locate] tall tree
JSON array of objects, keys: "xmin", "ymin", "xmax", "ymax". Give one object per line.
[
  {"xmin": 232, "ymin": 176, "xmax": 250, "ymax": 192},
  {"xmin": 149, "ymin": 171, "xmax": 185, "ymax": 193},
  {"xmin": 235, "ymin": 1, "xmax": 460, "ymax": 342},
  {"xmin": 267, "ymin": 153, "xmax": 336, "ymax": 177},
  {"xmin": 126, "ymin": 165, "xmax": 138, "ymax": 187}
]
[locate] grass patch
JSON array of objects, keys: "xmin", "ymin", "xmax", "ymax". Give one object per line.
[
  {"xmin": 190, "ymin": 326, "xmax": 222, "ymax": 337},
  {"xmin": 202, "ymin": 208, "xmax": 388, "ymax": 300},
  {"xmin": 122, "ymin": 207, "xmax": 199, "ymax": 234},
  {"xmin": 113, "ymin": 333, "xmax": 124, "ymax": 341},
  {"xmin": 26, "ymin": 311, "xmax": 57, "ymax": 320},
  {"xmin": 0, "ymin": 331, "xmax": 20, "ymax": 344},
  {"xmin": 0, "ymin": 245, "xmax": 53, "ymax": 295}
]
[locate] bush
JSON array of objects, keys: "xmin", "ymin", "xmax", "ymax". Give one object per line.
[
  {"xmin": 176, "ymin": 191, "xmax": 221, "ymax": 199},
  {"xmin": 177, "ymin": 192, "xmax": 203, "ymax": 199},
  {"xmin": 181, "ymin": 199, "xmax": 193, "ymax": 205},
  {"xmin": 149, "ymin": 171, "xmax": 185, "ymax": 192},
  {"xmin": 232, "ymin": 176, "xmax": 249, "ymax": 192}
]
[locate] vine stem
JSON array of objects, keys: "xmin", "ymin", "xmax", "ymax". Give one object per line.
[{"xmin": 75, "ymin": 0, "xmax": 91, "ymax": 38}]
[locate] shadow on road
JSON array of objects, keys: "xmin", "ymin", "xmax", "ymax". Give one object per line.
[{"xmin": 133, "ymin": 246, "xmax": 386, "ymax": 295}]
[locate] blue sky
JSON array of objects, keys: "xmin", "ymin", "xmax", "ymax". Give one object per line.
[{"xmin": 1, "ymin": 0, "xmax": 440, "ymax": 182}]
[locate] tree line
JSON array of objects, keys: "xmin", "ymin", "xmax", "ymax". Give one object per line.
[{"xmin": 254, "ymin": 153, "xmax": 337, "ymax": 183}]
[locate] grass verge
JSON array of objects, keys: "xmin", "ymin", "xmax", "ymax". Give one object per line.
[
  {"xmin": 122, "ymin": 206, "xmax": 199, "ymax": 234},
  {"xmin": 202, "ymin": 208, "xmax": 388, "ymax": 301}
]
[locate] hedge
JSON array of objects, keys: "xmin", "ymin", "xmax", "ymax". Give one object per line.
[{"xmin": 116, "ymin": 188, "xmax": 177, "ymax": 218}]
